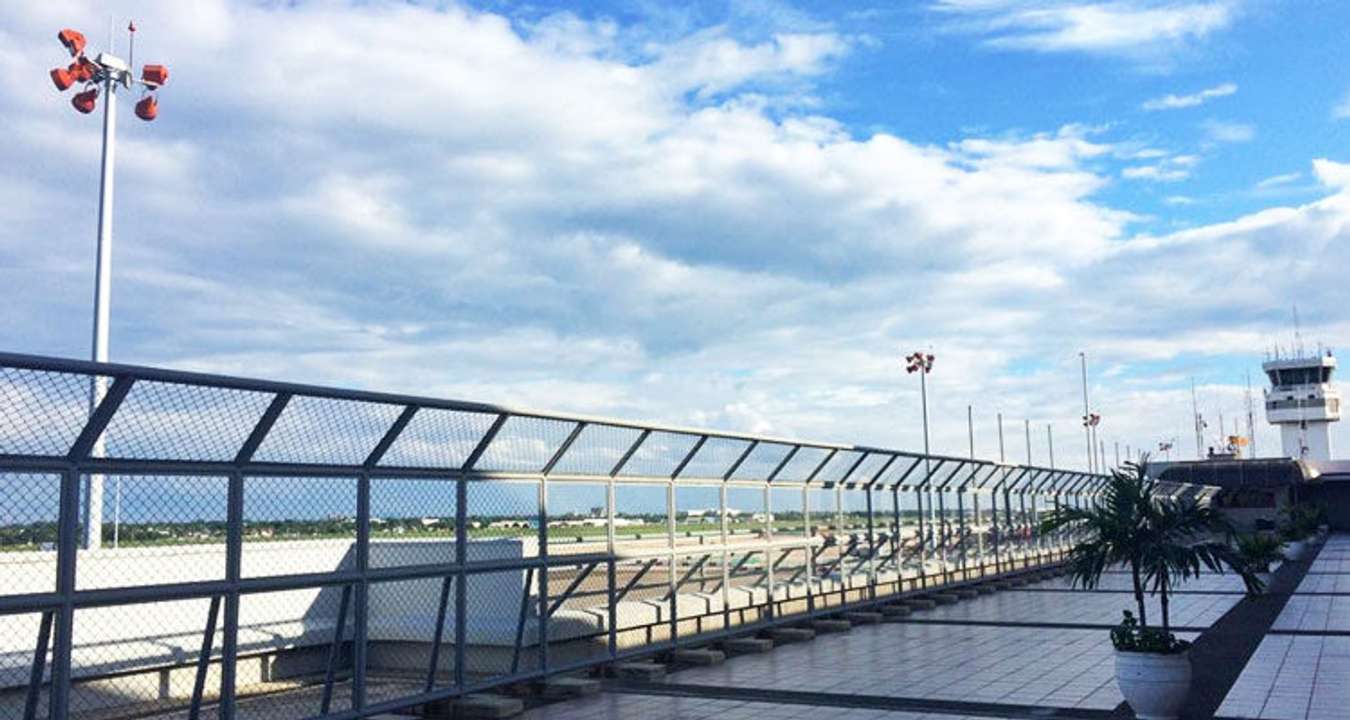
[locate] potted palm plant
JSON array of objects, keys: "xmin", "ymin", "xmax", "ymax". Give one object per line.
[
  {"xmin": 1233, "ymin": 533, "xmax": 1283, "ymax": 596},
  {"xmin": 1042, "ymin": 460, "xmax": 1246, "ymax": 720},
  {"xmin": 1280, "ymin": 504, "xmax": 1320, "ymax": 560}
]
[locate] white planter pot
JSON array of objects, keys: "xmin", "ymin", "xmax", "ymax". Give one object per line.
[
  {"xmin": 1116, "ymin": 649, "xmax": 1192, "ymax": 720},
  {"xmin": 1285, "ymin": 540, "xmax": 1307, "ymax": 561}
]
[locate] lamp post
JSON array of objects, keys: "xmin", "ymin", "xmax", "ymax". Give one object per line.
[
  {"xmin": 967, "ymin": 405, "xmax": 980, "ymax": 569},
  {"xmin": 1047, "ymin": 423, "xmax": 1055, "ymax": 468},
  {"xmin": 50, "ymin": 24, "xmax": 168, "ymax": 548},
  {"xmin": 905, "ymin": 350, "xmax": 936, "ymax": 565},
  {"xmin": 1079, "ymin": 352, "xmax": 1093, "ymax": 473}
]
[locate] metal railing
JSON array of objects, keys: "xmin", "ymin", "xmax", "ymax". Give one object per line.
[{"xmin": 0, "ymin": 351, "xmax": 1109, "ymax": 720}]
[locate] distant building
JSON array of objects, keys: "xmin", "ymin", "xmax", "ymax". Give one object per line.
[
  {"xmin": 1263, "ymin": 350, "xmax": 1340, "ymax": 460},
  {"xmin": 488, "ymin": 519, "xmax": 532, "ymax": 529},
  {"xmin": 1148, "ymin": 457, "xmax": 1350, "ymax": 531}
]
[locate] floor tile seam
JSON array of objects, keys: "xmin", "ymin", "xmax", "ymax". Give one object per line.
[
  {"xmin": 1256, "ymin": 630, "xmax": 1301, "ymax": 718},
  {"xmin": 1196, "ymin": 540, "xmax": 1328, "ymax": 719},
  {"xmin": 603, "ymin": 680, "xmax": 1122, "ymax": 719},
  {"xmin": 1255, "ymin": 542, "xmax": 1336, "ymax": 719},
  {"xmin": 1299, "ymin": 634, "xmax": 1326, "ymax": 720}
]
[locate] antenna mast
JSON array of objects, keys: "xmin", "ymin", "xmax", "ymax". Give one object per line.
[
  {"xmin": 1294, "ymin": 305, "xmax": 1305, "ymax": 357},
  {"xmin": 1191, "ymin": 377, "xmax": 1203, "ymax": 459},
  {"xmin": 1246, "ymin": 370, "xmax": 1257, "ymax": 457}
]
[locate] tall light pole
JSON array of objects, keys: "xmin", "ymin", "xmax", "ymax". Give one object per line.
[
  {"xmin": 1080, "ymin": 352, "xmax": 1093, "ymax": 473},
  {"xmin": 1047, "ymin": 423, "xmax": 1055, "ymax": 468},
  {"xmin": 50, "ymin": 24, "xmax": 169, "ymax": 548},
  {"xmin": 968, "ymin": 405, "xmax": 981, "ymax": 566},
  {"xmin": 905, "ymin": 350, "xmax": 936, "ymax": 565}
]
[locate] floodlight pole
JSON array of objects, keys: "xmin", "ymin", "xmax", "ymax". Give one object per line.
[
  {"xmin": 919, "ymin": 367, "xmax": 933, "ymax": 528},
  {"xmin": 51, "ymin": 25, "xmax": 166, "ymax": 548},
  {"xmin": 83, "ymin": 60, "xmax": 120, "ymax": 550},
  {"xmin": 1047, "ymin": 424, "xmax": 1054, "ymax": 469},
  {"xmin": 1080, "ymin": 352, "xmax": 1093, "ymax": 474}
]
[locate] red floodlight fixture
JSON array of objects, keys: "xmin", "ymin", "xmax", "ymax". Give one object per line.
[
  {"xmin": 134, "ymin": 95, "xmax": 158, "ymax": 121},
  {"xmin": 904, "ymin": 350, "xmax": 935, "ymax": 375},
  {"xmin": 141, "ymin": 64, "xmax": 168, "ymax": 87},
  {"xmin": 73, "ymin": 57, "xmax": 98, "ymax": 82},
  {"xmin": 58, "ymin": 28, "xmax": 87, "ymax": 57},
  {"xmin": 50, "ymin": 22, "xmax": 168, "ymax": 122},
  {"xmin": 51, "ymin": 67, "xmax": 76, "ymax": 91},
  {"xmin": 71, "ymin": 88, "xmax": 98, "ymax": 114}
]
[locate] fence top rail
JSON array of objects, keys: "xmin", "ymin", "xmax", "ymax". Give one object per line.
[{"xmin": 0, "ymin": 350, "xmax": 1106, "ymax": 485}]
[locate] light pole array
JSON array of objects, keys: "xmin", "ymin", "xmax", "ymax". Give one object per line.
[{"xmin": 51, "ymin": 24, "xmax": 169, "ymax": 548}]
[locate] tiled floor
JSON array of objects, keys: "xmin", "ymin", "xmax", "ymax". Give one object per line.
[
  {"xmin": 927, "ymin": 588, "xmax": 1239, "ymax": 627},
  {"xmin": 1040, "ymin": 569, "xmax": 1253, "ymax": 594},
  {"xmin": 668, "ymin": 623, "xmax": 1138, "ymax": 710},
  {"xmin": 1218, "ymin": 535, "xmax": 1350, "ymax": 720},
  {"xmin": 1272, "ymin": 594, "xmax": 1350, "ymax": 632},
  {"xmin": 1292, "ymin": 572, "xmax": 1350, "ymax": 594},
  {"xmin": 517, "ymin": 559, "xmax": 1259, "ymax": 720},
  {"xmin": 515, "ymin": 693, "xmax": 991, "ymax": 720}
]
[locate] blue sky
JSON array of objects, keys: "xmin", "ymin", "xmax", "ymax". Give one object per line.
[{"xmin": 2, "ymin": 0, "xmax": 1348, "ymax": 470}]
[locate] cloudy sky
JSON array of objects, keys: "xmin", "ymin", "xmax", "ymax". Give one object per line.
[{"xmin": 2, "ymin": 0, "xmax": 1348, "ymax": 471}]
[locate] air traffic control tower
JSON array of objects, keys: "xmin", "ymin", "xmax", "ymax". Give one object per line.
[{"xmin": 1264, "ymin": 350, "xmax": 1340, "ymax": 460}]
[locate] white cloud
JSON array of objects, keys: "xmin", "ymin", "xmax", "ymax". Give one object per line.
[
  {"xmin": 1142, "ymin": 82, "xmax": 1237, "ymax": 110},
  {"xmin": 953, "ymin": 125, "xmax": 1112, "ymax": 170},
  {"xmin": 1202, "ymin": 119, "xmax": 1255, "ymax": 143},
  {"xmin": 1255, "ymin": 172, "xmax": 1301, "ymax": 189},
  {"xmin": 931, "ymin": 1, "xmax": 1238, "ymax": 58},
  {"xmin": 1123, "ymin": 165, "xmax": 1188, "ymax": 182},
  {"xmin": 1121, "ymin": 153, "xmax": 1198, "ymax": 182},
  {"xmin": 1336, "ymin": 90, "xmax": 1350, "ymax": 120},
  {"xmin": 2, "ymin": 1, "xmax": 1348, "ymax": 471},
  {"xmin": 1312, "ymin": 159, "xmax": 1350, "ymax": 190},
  {"xmin": 651, "ymin": 30, "xmax": 853, "ymax": 98}
]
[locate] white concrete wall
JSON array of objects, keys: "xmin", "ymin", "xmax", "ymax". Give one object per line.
[{"xmin": 0, "ymin": 538, "xmax": 543, "ymax": 688}]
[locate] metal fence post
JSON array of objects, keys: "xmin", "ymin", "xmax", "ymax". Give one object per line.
[
  {"xmin": 605, "ymin": 475, "xmax": 617, "ymax": 660},
  {"xmin": 802, "ymin": 484, "xmax": 814, "ymax": 613},
  {"xmin": 667, "ymin": 478, "xmax": 678, "ymax": 641},
  {"xmin": 719, "ymin": 482, "xmax": 731, "ymax": 631},
  {"xmin": 49, "ymin": 468, "xmax": 80, "ymax": 720},
  {"xmin": 763, "ymin": 482, "xmax": 776, "ymax": 619},
  {"xmin": 23, "ymin": 610, "xmax": 53, "ymax": 720},
  {"xmin": 864, "ymin": 487, "xmax": 875, "ymax": 595},
  {"xmin": 454, "ymin": 470, "xmax": 468, "ymax": 692},
  {"xmin": 221, "ymin": 472, "xmax": 243, "ymax": 720},
  {"xmin": 353, "ymin": 472, "xmax": 371, "ymax": 709},
  {"xmin": 537, "ymin": 473, "xmax": 549, "ymax": 673},
  {"xmin": 913, "ymin": 484, "xmax": 925, "ymax": 587}
]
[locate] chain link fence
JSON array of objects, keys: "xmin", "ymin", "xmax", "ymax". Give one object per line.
[{"xmin": 0, "ymin": 351, "xmax": 1109, "ymax": 719}]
